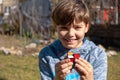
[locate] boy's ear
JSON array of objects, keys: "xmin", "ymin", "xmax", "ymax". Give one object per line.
[
  {"xmin": 52, "ymin": 22, "xmax": 57, "ymax": 31},
  {"xmin": 54, "ymin": 25, "xmax": 57, "ymax": 31},
  {"xmin": 85, "ymin": 23, "xmax": 90, "ymax": 33},
  {"xmin": 55, "ymin": 27, "xmax": 57, "ymax": 32}
]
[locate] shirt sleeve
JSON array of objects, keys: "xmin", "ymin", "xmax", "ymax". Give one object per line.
[
  {"xmin": 39, "ymin": 48, "xmax": 53, "ymax": 80},
  {"xmin": 93, "ymin": 49, "xmax": 108, "ymax": 80}
]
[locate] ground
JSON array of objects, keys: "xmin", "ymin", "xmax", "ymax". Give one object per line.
[
  {"xmin": 0, "ymin": 35, "xmax": 23, "ymax": 48},
  {"xmin": 0, "ymin": 35, "xmax": 47, "ymax": 56}
]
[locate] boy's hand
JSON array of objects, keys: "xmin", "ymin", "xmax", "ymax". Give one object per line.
[
  {"xmin": 54, "ymin": 59, "xmax": 73, "ymax": 80},
  {"xmin": 75, "ymin": 58, "xmax": 94, "ymax": 80}
]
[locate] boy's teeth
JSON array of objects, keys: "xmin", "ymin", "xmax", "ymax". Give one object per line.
[{"xmin": 67, "ymin": 39, "xmax": 74, "ymax": 41}]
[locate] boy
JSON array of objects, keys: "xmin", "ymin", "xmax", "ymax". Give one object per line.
[{"xmin": 39, "ymin": 0, "xmax": 107, "ymax": 80}]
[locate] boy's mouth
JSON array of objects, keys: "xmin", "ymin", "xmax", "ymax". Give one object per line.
[{"xmin": 65, "ymin": 38, "xmax": 77, "ymax": 43}]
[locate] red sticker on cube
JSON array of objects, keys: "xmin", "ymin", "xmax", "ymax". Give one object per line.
[
  {"xmin": 73, "ymin": 54, "xmax": 80, "ymax": 59},
  {"xmin": 68, "ymin": 52, "xmax": 80, "ymax": 69},
  {"xmin": 68, "ymin": 52, "xmax": 80, "ymax": 62}
]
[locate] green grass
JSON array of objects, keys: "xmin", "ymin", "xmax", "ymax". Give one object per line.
[
  {"xmin": 0, "ymin": 52, "xmax": 120, "ymax": 80},
  {"xmin": 108, "ymin": 52, "xmax": 120, "ymax": 80},
  {"xmin": 0, "ymin": 53, "xmax": 40, "ymax": 80}
]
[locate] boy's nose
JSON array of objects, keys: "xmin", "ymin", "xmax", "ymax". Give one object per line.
[{"xmin": 67, "ymin": 28, "xmax": 75, "ymax": 37}]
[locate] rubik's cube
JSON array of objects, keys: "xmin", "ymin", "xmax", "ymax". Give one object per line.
[{"xmin": 68, "ymin": 52, "xmax": 80, "ymax": 68}]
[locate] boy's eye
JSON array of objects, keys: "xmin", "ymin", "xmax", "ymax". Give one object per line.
[
  {"xmin": 75, "ymin": 26, "xmax": 82, "ymax": 29},
  {"xmin": 60, "ymin": 26, "xmax": 68, "ymax": 30}
]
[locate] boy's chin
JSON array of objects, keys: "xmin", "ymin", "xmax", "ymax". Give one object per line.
[{"xmin": 64, "ymin": 45, "xmax": 77, "ymax": 49}]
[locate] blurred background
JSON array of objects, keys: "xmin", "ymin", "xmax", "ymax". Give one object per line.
[{"xmin": 0, "ymin": 0, "xmax": 120, "ymax": 80}]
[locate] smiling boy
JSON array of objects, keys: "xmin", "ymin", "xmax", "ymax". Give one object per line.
[{"xmin": 39, "ymin": 0, "xmax": 107, "ymax": 80}]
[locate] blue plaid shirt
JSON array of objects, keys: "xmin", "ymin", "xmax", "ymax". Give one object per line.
[{"xmin": 39, "ymin": 38, "xmax": 107, "ymax": 80}]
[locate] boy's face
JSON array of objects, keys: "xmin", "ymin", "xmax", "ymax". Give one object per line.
[{"xmin": 56, "ymin": 21, "xmax": 89, "ymax": 49}]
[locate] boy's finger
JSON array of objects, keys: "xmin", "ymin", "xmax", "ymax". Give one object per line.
[{"xmin": 59, "ymin": 58, "xmax": 70, "ymax": 64}]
